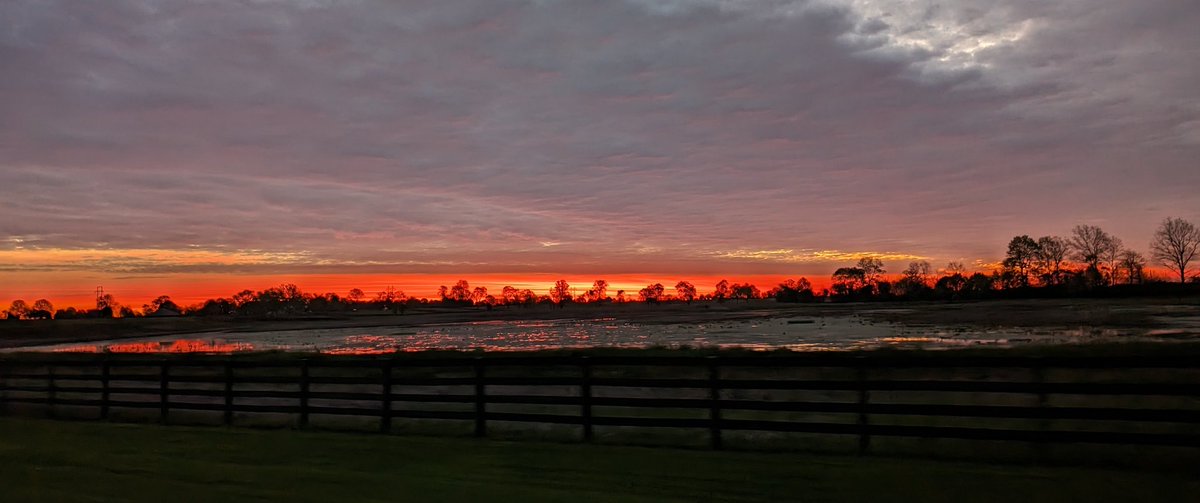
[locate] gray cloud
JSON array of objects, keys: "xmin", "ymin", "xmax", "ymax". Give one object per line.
[{"xmin": 1, "ymin": 0, "xmax": 1197, "ymax": 278}]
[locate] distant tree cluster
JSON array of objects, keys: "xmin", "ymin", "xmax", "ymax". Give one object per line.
[
  {"xmin": 814, "ymin": 217, "xmax": 1200, "ymax": 303},
  {"xmin": 3, "ymin": 295, "xmax": 136, "ymax": 321},
  {"xmin": 8, "ymin": 218, "xmax": 1197, "ymax": 321}
]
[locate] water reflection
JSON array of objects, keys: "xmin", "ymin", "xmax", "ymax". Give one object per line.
[
  {"xmin": 53, "ymin": 340, "xmax": 255, "ymax": 354},
  {"xmin": 14, "ymin": 315, "xmax": 1189, "ymax": 354}
]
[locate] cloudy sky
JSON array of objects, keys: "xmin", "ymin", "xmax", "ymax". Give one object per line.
[{"xmin": 2, "ymin": 0, "xmax": 1198, "ymax": 305}]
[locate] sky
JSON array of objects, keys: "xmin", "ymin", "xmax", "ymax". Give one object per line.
[{"xmin": 2, "ymin": 0, "xmax": 1198, "ymax": 308}]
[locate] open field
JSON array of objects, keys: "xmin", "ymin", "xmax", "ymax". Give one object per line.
[
  {"xmin": 2, "ymin": 417, "xmax": 1196, "ymax": 502},
  {"xmin": 3, "ymin": 297, "xmax": 1199, "ymax": 352}
]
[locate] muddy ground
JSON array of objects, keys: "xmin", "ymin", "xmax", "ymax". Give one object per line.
[{"xmin": 2, "ymin": 297, "xmax": 1199, "ymax": 351}]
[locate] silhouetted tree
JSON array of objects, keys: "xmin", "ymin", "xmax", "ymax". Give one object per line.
[
  {"xmin": 964, "ymin": 272, "xmax": 995, "ymax": 298},
  {"xmin": 376, "ymin": 286, "xmax": 407, "ymax": 313},
  {"xmin": 773, "ymin": 278, "xmax": 814, "ymax": 303},
  {"xmin": 639, "ymin": 283, "xmax": 665, "ymax": 303},
  {"xmin": 95, "ymin": 293, "xmax": 119, "ymax": 317},
  {"xmin": 449, "ymin": 280, "xmax": 471, "ymax": 303},
  {"xmin": 831, "ymin": 267, "xmax": 866, "ymax": 297},
  {"xmin": 729, "ymin": 283, "xmax": 759, "ymax": 301},
  {"xmin": 1068, "ymin": 225, "xmax": 1118, "ymax": 274},
  {"xmin": 896, "ymin": 261, "xmax": 934, "ymax": 298},
  {"xmin": 934, "ymin": 273, "xmax": 967, "ymax": 299},
  {"xmin": 1150, "ymin": 217, "xmax": 1200, "ymax": 284},
  {"xmin": 1034, "ymin": 236, "xmax": 1069, "ymax": 285},
  {"xmin": 53, "ymin": 307, "xmax": 82, "ymax": 320},
  {"xmin": 857, "ymin": 257, "xmax": 885, "ymax": 289},
  {"xmin": 197, "ymin": 298, "xmax": 234, "ymax": 316},
  {"xmin": 32, "ymin": 299, "xmax": 53, "ymax": 314},
  {"xmin": 26, "ymin": 299, "xmax": 52, "ymax": 319},
  {"xmin": 713, "ymin": 280, "xmax": 731, "ymax": 302},
  {"xmin": 523, "ymin": 289, "xmax": 539, "ymax": 305},
  {"xmin": 232, "ymin": 290, "xmax": 256, "ymax": 308},
  {"xmin": 144, "ymin": 295, "xmax": 180, "ymax": 315},
  {"xmin": 1002, "ymin": 236, "xmax": 1039, "ymax": 288},
  {"xmin": 501, "ymin": 286, "xmax": 519, "ymax": 305},
  {"xmin": 587, "ymin": 280, "xmax": 609, "ymax": 302},
  {"xmin": 674, "ymin": 281, "xmax": 697, "ymax": 304},
  {"xmin": 347, "ymin": 288, "xmax": 365, "ymax": 303},
  {"xmin": 1102, "ymin": 236, "xmax": 1126, "ymax": 286},
  {"xmin": 549, "ymin": 280, "xmax": 571, "ymax": 307},
  {"xmin": 1117, "ymin": 250, "xmax": 1146, "ymax": 285},
  {"xmin": 307, "ymin": 293, "xmax": 340, "ymax": 314}
]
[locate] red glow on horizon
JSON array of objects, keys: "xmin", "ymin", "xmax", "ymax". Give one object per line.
[
  {"xmin": 53, "ymin": 340, "xmax": 255, "ymax": 354},
  {"xmin": 10, "ymin": 273, "xmax": 835, "ymax": 311}
]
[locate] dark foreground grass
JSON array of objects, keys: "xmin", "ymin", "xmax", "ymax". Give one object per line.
[{"xmin": 1, "ymin": 419, "xmax": 1195, "ymax": 503}]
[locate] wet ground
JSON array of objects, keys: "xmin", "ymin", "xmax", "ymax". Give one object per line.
[{"xmin": 12, "ymin": 299, "xmax": 1200, "ymax": 354}]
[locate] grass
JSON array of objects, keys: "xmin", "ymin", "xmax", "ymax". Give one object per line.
[{"xmin": 1, "ymin": 418, "xmax": 1195, "ymax": 502}]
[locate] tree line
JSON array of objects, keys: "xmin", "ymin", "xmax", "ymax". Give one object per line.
[
  {"xmin": 4, "ymin": 218, "xmax": 1197, "ymax": 320},
  {"xmin": 812, "ymin": 217, "xmax": 1200, "ymax": 302}
]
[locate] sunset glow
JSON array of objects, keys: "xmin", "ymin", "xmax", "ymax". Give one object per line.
[{"xmin": 1, "ymin": 0, "xmax": 1197, "ymax": 311}]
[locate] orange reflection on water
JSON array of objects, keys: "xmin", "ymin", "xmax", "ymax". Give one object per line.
[{"xmin": 52, "ymin": 340, "xmax": 256, "ymax": 354}]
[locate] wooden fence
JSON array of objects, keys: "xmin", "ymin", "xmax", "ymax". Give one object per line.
[{"xmin": 1, "ymin": 354, "xmax": 1198, "ymax": 458}]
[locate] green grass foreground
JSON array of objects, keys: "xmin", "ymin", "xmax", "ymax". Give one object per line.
[{"xmin": 1, "ymin": 419, "xmax": 1195, "ymax": 502}]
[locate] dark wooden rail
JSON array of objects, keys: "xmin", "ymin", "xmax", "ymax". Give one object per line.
[{"xmin": 1, "ymin": 354, "xmax": 1198, "ymax": 455}]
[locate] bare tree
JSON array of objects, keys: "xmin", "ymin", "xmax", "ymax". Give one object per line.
[
  {"xmin": 1117, "ymin": 250, "xmax": 1146, "ymax": 285},
  {"xmin": 903, "ymin": 261, "xmax": 933, "ymax": 287},
  {"xmin": 944, "ymin": 261, "xmax": 967, "ymax": 276},
  {"xmin": 1068, "ymin": 225, "xmax": 1118, "ymax": 271},
  {"xmin": 1100, "ymin": 236, "xmax": 1125, "ymax": 285},
  {"xmin": 1150, "ymin": 217, "xmax": 1200, "ymax": 284},
  {"xmin": 1034, "ymin": 236, "xmax": 1068, "ymax": 285},
  {"xmin": 856, "ymin": 256, "xmax": 886, "ymax": 287}
]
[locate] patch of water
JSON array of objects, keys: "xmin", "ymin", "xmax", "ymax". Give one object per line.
[{"xmin": 9, "ymin": 314, "xmax": 1194, "ymax": 354}]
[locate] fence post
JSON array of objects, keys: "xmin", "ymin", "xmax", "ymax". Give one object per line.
[
  {"xmin": 47, "ymin": 365, "xmax": 56, "ymax": 418},
  {"xmin": 580, "ymin": 356, "xmax": 593, "ymax": 442},
  {"xmin": 0, "ymin": 361, "xmax": 7, "ymax": 415},
  {"xmin": 223, "ymin": 360, "xmax": 234, "ymax": 426},
  {"xmin": 299, "ymin": 359, "xmax": 310, "ymax": 429},
  {"xmin": 160, "ymin": 360, "xmax": 170, "ymax": 424},
  {"xmin": 100, "ymin": 358, "xmax": 111, "ymax": 420},
  {"xmin": 1032, "ymin": 362, "xmax": 1050, "ymax": 461},
  {"xmin": 380, "ymin": 360, "xmax": 392, "ymax": 434},
  {"xmin": 474, "ymin": 357, "xmax": 487, "ymax": 438},
  {"xmin": 856, "ymin": 363, "xmax": 870, "ymax": 456},
  {"xmin": 708, "ymin": 355, "xmax": 722, "ymax": 449}
]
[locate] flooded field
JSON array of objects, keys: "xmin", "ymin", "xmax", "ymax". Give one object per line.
[{"xmin": 11, "ymin": 308, "xmax": 1200, "ymax": 354}]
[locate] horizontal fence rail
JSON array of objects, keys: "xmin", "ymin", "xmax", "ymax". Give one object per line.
[{"xmin": 2, "ymin": 354, "xmax": 1199, "ymax": 458}]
